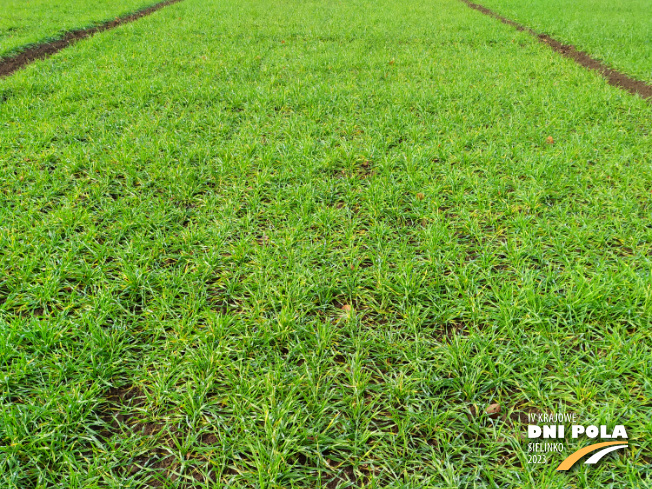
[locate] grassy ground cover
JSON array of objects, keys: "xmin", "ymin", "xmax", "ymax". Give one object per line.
[
  {"xmin": 479, "ymin": 0, "xmax": 652, "ymax": 84},
  {"xmin": 1, "ymin": 0, "xmax": 651, "ymax": 487},
  {"xmin": 0, "ymin": 0, "xmax": 169, "ymax": 60}
]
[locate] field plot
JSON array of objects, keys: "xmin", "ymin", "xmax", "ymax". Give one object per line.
[
  {"xmin": 0, "ymin": 0, "xmax": 170, "ymax": 60},
  {"xmin": 1, "ymin": 0, "xmax": 652, "ymax": 487},
  {"xmin": 479, "ymin": 0, "xmax": 652, "ymax": 84}
]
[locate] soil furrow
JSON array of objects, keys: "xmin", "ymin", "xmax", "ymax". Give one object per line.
[
  {"xmin": 0, "ymin": 0, "xmax": 184, "ymax": 78},
  {"xmin": 460, "ymin": 0, "xmax": 652, "ymax": 101}
]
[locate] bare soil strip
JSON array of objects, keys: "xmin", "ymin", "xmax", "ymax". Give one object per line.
[
  {"xmin": 461, "ymin": 0, "xmax": 652, "ymax": 101},
  {"xmin": 0, "ymin": 0, "xmax": 184, "ymax": 78}
]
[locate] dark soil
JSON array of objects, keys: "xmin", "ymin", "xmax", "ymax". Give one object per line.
[
  {"xmin": 0, "ymin": 0, "xmax": 184, "ymax": 78},
  {"xmin": 461, "ymin": 0, "xmax": 652, "ymax": 101}
]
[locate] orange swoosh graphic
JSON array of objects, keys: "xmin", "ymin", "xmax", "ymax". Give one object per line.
[{"xmin": 556, "ymin": 442, "xmax": 628, "ymax": 471}]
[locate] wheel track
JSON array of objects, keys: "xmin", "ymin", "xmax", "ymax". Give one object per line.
[
  {"xmin": 460, "ymin": 0, "xmax": 652, "ymax": 101},
  {"xmin": 0, "ymin": 0, "xmax": 184, "ymax": 79}
]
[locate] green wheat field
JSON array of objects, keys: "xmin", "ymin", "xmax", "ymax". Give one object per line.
[{"xmin": 1, "ymin": 0, "xmax": 651, "ymax": 487}]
